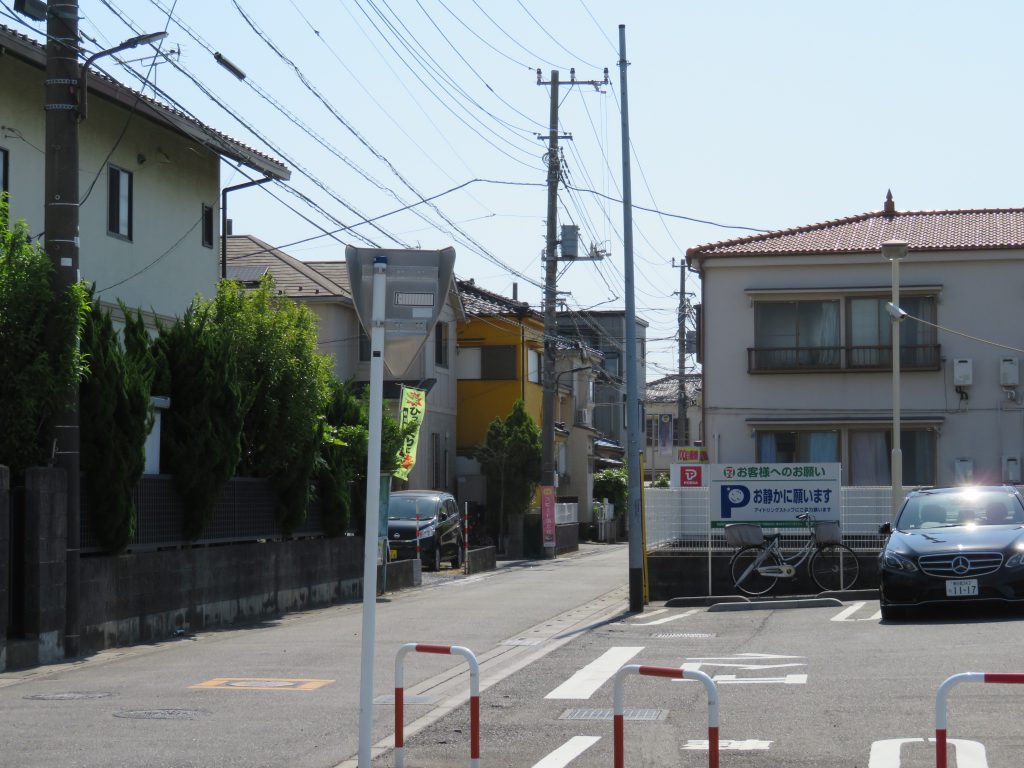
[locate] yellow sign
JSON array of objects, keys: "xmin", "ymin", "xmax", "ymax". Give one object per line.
[
  {"xmin": 191, "ymin": 678, "xmax": 333, "ymax": 691},
  {"xmin": 394, "ymin": 386, "xmax": 426, "ymax": 480}
]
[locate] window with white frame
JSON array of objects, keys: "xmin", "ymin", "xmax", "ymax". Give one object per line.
[
  {"xmin": 527, "ymin": 348, "xmax": 541, "ymax": 383},
  {"xmin": 434, "ymin": 322, "xmax": 449, "ymax": 368},
  {"xmin": 107, "ymin": 165, "xmax": 133, "ymax": 240}
]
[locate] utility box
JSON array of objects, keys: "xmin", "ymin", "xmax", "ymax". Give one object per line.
[
  {"xmin": 953, "ymin": 358, "xmax": 973, "ymax": 386},
  {"xmin": 954, "ymin": 458, "xmax": 974, "ymax": 485},
  {"xmin": 1003, "ymin": 456, "xmax": 1022, "ymax": 484},
  {"xmin": 560, "ymin": 225, "xmax": 579, "ymax": 259},
  {"xmin": 1001, "ymin": 358, "xmax": 1020, "ymax": 387}
]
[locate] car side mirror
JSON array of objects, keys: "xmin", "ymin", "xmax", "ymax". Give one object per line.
[{"xmin": 878, "ymin": 522, "xmax": 892, "ymax": 536}]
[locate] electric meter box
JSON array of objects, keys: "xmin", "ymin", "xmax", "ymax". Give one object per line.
[
  {"xmin": 953, "ymin": 358, "xmax": 973, "ymax": 386},
  {"xmin": 1001, "ymin": 358, "xmax": 1020, "ymax": 387}
]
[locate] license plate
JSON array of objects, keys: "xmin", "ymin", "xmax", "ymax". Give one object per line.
[
  {"xmin": 946, "ymin": 578, "xmax": 978, "ymax": 597},
  {"xmin": 389, "ymin": 548, "xmax": 398, "ymax": 561}
]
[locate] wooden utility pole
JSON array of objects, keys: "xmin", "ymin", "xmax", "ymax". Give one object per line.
[{"xmin": 45, "ymin": 0, "xmax": 81, "ymax": 658}]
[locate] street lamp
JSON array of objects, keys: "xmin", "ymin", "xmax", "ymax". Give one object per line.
[
  {"xmin": 78, "ymin": 32, "xmax": 169, "ymax": 120},
  {"xmin": 882, "ymin": 240, "xmax": 909, "ymax": 515}
]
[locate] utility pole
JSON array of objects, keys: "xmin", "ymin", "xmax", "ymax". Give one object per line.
[
  {"xmin": 618, "ymin": 24, "xmax": 643, "ymax": 613},
  {"xmin": 673, "ymin": 259, "xmax": 689, "ymax": 448},
  {"xmin": 45, "ymin": 0, "xmax": 82, "ymax": 659},
  {"xmin": 536, "ymin": 67, "xmax": 607, "ymax": 554}
]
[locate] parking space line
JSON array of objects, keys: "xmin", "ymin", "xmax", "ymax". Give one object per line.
[
  {"xmin": 831, "ymin": 602, "xmax": 883, "ymax": 622},
  {"xmin": 530, "ymin": 736, "xmax": 601, "ymax": 768},
  {"xmin": 632, "ymin": 608, "xmax": 698, "ymax": 626},
  {"xmin": 545, "ymin": 647, "xmax": 644, "ymax": 700},
  {"xmin": 626, "ymin": 609, "xmax": 667, "ymax": 622}
]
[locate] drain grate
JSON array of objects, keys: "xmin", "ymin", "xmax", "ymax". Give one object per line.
[
  {"xmin": 24, "ymin": 692, "xmax": 113, "ymax": 701},
  {"xmin": 653, "ymin": 633, "xmax": 716, "ymax": 639},
  {"xmin": 114, "ymin": 709, "xmax": 210, "ymax": 721},
  {"xmin": 559, "ymin": 708, "xmax": 667, "ymax": 722}
]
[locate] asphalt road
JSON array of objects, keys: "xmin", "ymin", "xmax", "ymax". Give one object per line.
[{"xmin": 3, "ymin": 544, "xmax": 1023, "ymax": 768}]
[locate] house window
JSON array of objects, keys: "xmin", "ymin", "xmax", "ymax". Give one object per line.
[
  {"xmin": 753, "ymin": 300, "xmax": 840, "ymax": 370},
  {"xmin": 0, "ymin": 147, "xmax": 8, "ymax": 198},
  {"xmin": 849, "ymin": 429, "xmax": 935, "ymax": 486},
  {"xmin": 434, "ymin": 322, "xmax": 449, "ymax": 368},
  {"xmin": 527, "ymin": 349, "xmax": 541, "ymax": 384},
  {"xmin": 201, "ymin": 204, "xmax": 214, "ymax": 248},
  {"xmin": 848, "ymin": 295, "xmax": 937, "ymax": 368},
  {"xmin": 755, "ymin": 430, "xmax": 840, "ymax": 463},
  {"xmin": 481, "ymin": 345, "xmax": 516, "ymax": 380},
  {"xmin": 359, "ymin": 328, "xmax": 370, "ymax": 362},
  {"xmin": 107, "ymin": 165, "xmax": 133, "ymax": 240}
]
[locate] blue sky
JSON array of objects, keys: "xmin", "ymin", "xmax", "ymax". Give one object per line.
[{"xmin": 6, "ymin": 1, "xmax": 1024, "ymax": 379}]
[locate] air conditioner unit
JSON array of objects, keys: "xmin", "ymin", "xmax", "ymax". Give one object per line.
[{"xmin": 576, "ymin": 408, "xmax": 591, "ymax": 426}]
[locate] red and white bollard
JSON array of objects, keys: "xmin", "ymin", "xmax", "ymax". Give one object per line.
[
  {"xmin": 612, "ymin": 664, "xmax": 719, "ymax": 768},
  {"xmin": 395, "ymin": 643, "xmax": 480, "ymax": 768},
  {"xmin": 935, "ymin": 671, "xmax": 1024, "ymax": 768}
]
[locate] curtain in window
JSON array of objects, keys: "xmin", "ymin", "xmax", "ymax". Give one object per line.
[
  {"xmin": 757, "ymin": 432, "xmax": 778, "ymax": 462},
  {"xmin": 815, "ymin": 302, "xmax": 840, "ymax": 365},
  {"xmin": 850, "ymin": 431, "xmax": 889, "ymax": 485},
  {"xmin": 801, "ymin": 431, "xmax": 839, "ymax": 462}
]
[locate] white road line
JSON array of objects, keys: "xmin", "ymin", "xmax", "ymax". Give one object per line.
[
  {"xmin": 633, "ymin": 608, "xmax": 698, "ymax": 626},
  {"xmin": 531, "ymin": 736, "xmax": 601, "ymax": 768},
  {"xmin": 869, "ymin": 737, "xmax": 988, "ymax": 767},
  {"xmin": 627, "ymin": 608, "xmax": 667, "ymax": 622},
  {"xmin": 545, "ymin": 647, "xmax": 644, "ymax": 699},
  {"xmin": 831, "ymin": 602, "xmax": 865, "ymax": 622}
]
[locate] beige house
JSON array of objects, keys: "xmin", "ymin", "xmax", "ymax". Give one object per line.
[
  {"xmin": 687, "ymin": 193, "xmax": 1024, "ymax": 487},
  {"xmin": 227, "ymin": 235, "xmax": 462, "ymax": 492},
  {"xmin": 643, "ymin": 373, "xmax": 703, "ymax": 481},
  {"xmin": 0, "ymin": 23, "xmax": 288, "ymax": 320}
]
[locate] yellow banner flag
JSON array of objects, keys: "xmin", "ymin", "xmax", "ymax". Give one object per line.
[{"xmin": 393, "ymin": 386, "xmax": 426, "ymax": 481}]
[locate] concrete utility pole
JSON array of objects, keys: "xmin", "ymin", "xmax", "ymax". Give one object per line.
[
  {"xmin": 45, "ymin": 0, "xmax": 82, "ymax": 659},
  {"xmin": 675, "ymin": 260, "xmax": 689, "ymax": 447},
  {"xmin": 536, "ymin": 67, "xmax": 608, "ymax": 540},
  {"xmin": 618, "ymin": 24, "xmax": 644, "ymax": 613}
]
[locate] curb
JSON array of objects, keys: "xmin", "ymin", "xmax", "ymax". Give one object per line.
[{"xmin": 708, "ymin": 597, "xmax": 844, "ymax": 612}]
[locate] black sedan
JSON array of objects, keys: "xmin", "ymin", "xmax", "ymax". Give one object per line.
[
  {"xmin": 386, "ymin": 490, "xmax": 464, "ymax": 571},
  {"xmin": 879, "ymin": 486, "xmax": 1024, "ymax": 619}
]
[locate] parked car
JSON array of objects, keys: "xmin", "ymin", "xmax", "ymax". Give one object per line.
[
  {"xmin": 878, "ymin": 485, "xmax": 1024, "ymax": 619},
  {"xmin": 386, "ymin": 490, "xmax": 463, "ymax": 571}
]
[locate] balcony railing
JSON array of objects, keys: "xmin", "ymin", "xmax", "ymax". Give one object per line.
[{"xmin": 748, "ymin": 344, "xmax": 941, "ymax": 373}]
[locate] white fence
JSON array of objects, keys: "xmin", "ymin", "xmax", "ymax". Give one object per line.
[
  {"xmin": 554, "ymin": 502, "xmax": 578, "ymax": 526},
  {"xmin": 644, "ymin": 486, "xmax": 911, "ymax": 553}
]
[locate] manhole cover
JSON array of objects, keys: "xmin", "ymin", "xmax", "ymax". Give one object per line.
[
  {"xmin": 653, "ymin": 633, "xmax": 716, "ymax": 639},
  {"xmin": 559, "ymin": 708, "xmax": 667, "ymax": 721},
  {"xmin": 114, "ymin": 709, "xmax": 209, "ymax": 721},
  {"xmin": 24, "ymin": 692, "xmax": 113, "ymax": 701}
]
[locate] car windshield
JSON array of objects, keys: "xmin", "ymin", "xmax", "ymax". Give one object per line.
[
  {"xmin": 387, "ymin": 496, "xmax": 439, "ymax": 521},
  {"xmin": 896, "ymin": 489, "xmax": 1024, "ymax": 530}
]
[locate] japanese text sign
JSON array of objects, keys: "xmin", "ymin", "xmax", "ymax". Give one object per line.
[{"xmin": 709, "ymin": 463, "xmax": 841, "ymax": 528}]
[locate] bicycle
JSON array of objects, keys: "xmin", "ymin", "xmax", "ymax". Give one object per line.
[{"xmin": 726, "ymin": 512, "xmax": 860, "ymax": 596}]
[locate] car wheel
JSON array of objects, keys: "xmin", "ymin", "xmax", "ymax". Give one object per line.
[{"xmin": 451, "ymin": 538, "xmax": 464, "ymax": 570}]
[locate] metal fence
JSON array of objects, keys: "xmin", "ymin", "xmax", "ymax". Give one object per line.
[
  {"xmin": 554, "ymin": 502, "xmax": 578, "ymax": 526},
  {"xmin": 644, "ymin": 486, "xmax": 914, "ymax": 554}
]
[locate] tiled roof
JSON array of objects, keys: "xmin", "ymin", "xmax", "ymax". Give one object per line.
[
  {"xmin": 225, "ymin": 236, "xmax": 348, "ymax": 299},
  {"xmin": 0, "ymin": 24, "xmax": 288, "ymax": 180},
  {"xmin": 687, "ymin": 194, "xmax": 1024, "ymax": 259},
  {"xmin": 457, "ymin": 278, "xmax": 538, "ymax": 320},
  {"xmin": 306, "ymin": 262, "xmax": 352, "ymax": 297},
  {"xmin": 645, "ymin": 374, "xmax": 702, "ymax": 403}
]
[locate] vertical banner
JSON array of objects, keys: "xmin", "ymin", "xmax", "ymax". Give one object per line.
[
  {"xmin": 657, "ymin": 413, "xmax": 673, "ymax": 455},
  {"xmin": 541, "ymin": 485, "xmax": 556, "ymax": 548},
  {"xmin": 394, "ymin": 386, "xmax": 426, "ymax": 481}
]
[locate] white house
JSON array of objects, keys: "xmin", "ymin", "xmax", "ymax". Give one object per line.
[
  {"xmin": 687, "ymin": 192, "xmax": 1024, "ymax": 487},
  {"xmin": 226, "ymin": 235, "xmax": 462, "ymax": 492},
  {"xmin": 0, "ymin": 23, "xmax": 288, "ymax": 319}
]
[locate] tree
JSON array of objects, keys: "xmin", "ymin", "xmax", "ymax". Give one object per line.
[
  {"xmin": 79, "ymin": 296, "xmax": 154, "ymax": 552},
  {"xmin": 0, "ymin": 198, "xmax": 88, "ymax": 478},
  {"xmin": 593, "ymin": 468, "xmax": 628, "ymax": 519},
  {"xmin": 476, "ymin": 400, "xmax": 542, "ymax": 545}
]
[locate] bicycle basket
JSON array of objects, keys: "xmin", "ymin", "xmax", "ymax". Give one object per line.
[
  {"xmin": 813, "ymin": 520, "xmax": 842, "ymax": 545},
  {"xmin": 724, "ymin": 523, "xmax": 763, "ymax": 548}
]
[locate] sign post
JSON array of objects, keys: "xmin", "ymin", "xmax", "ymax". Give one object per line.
[{"xmin": 347, "ymin": 246, "xmax": 455, "ymax": 768}]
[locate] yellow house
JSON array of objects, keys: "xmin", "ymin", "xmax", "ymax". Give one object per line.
[{"xmin": 455, "ymin": 279, "xmax": 544, "ymax": 452}]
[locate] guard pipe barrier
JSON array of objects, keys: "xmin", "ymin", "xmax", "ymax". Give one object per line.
[
  {"xmin": 935, "ymin": 671, "xmax": 1024, "ymax": 768},
  {"xmin": 612, "ymin": 664, "xmax": 719, "ymax": 768},
  {"xmin": 395, "ymin": 643, "xmax": 480, "ymax": 768}
]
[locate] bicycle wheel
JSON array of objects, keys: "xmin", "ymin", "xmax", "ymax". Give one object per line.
[
  {"xmin": 730, "ymin": 545, "xmax": 781, "ymax": 596},
  {"xmin": 810, "ymin": 544, "xmax": 860, "ymax": 592}
]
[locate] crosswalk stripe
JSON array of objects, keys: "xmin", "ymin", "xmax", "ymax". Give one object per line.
[
  {"xmin": 545, "ymin": 647, "xmax": 644, "ymax": 700},
  {"xmin": 530, "ymin": 736, "xmax": 601, "ymax": 768}
]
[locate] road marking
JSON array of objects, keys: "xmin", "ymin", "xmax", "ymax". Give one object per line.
[
  {"xmin": 190, "ymin": 677, "xmax": 333, "ymax": 691},
  {"xmin": 869, "ymin": 737, "xmax": 988, "ymax": 767},
  {"xmin": 632, "ymin": 609, "xmax": 698, "ymax": 626},
  {"xmin": 531, "ymin": 736, "xmax": 601, "ymax": 767},
  {"xmin": 708, "ymin": 674, "xmax": 807, "ymax": 685},
  {"xmin": 683, "ymin": 661, "xmax": 804, "ymax": 671},
  {"xmin": 831, "ymin": 602, "xmax": 882, "ymax": 622},
  {"xmin": 545, "ymin": 647, "xmax": 644, "ymax": 699},
  {"xmin": 683, "ymin": 739, "xmax": 772, "ymax": 751},
  {"xmin": 686, "ymin": 653, "xmax": 801, "ymax": 661},
  {"xmin": 627, "ymin": 608, "xmax": 667, "ymax": 622}
]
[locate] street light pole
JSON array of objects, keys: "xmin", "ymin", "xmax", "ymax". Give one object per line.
[{"xmin": 883, "ymin": 240, "xmax": 908, "ymax": 516}]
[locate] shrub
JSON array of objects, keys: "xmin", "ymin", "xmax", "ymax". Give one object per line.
[
  {"xmin": 476, "ymin": 400, "xmax": 542, "ymax": 543},
  {"xmin": 593, "ymin": 468, "xmax": 628, "ymax": 518}
]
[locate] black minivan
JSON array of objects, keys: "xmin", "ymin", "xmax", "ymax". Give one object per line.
[{"xmin": 386, "ymin": 490, "xmax": 463, "ymax": 571}]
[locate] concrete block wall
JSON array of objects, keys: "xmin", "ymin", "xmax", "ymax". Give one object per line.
[{"xmin": 23, "ymin": 467, "xmax": 66, "ymax": 663}]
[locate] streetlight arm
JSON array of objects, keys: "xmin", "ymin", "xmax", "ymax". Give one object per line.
[{"xmin": 77, "ymin": 32, "xmax": 169, "ymax": 120}]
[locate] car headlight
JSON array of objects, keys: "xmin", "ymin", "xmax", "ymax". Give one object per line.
[
  {"xmin": 882, "ymin": 550, "xmax": 918, "ymax": 572},
  {"xmin": 1006, "ymin": 552, "xmax": 1024, "ymax": 568}
]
